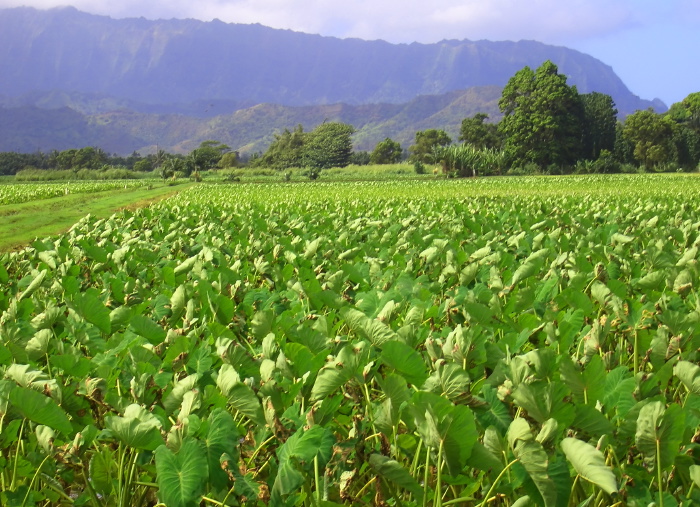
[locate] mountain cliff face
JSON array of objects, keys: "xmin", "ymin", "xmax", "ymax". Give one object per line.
[{"xmin": 0, "ymin": 6, "xmax": 663, "ymax": 117}]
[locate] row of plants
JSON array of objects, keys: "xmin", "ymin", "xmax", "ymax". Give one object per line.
[
  {"xmin": 1, "ymin": 175, "xmax": 700, "ymax": 506},
  {"xmin": 0, "ymin": 180, "xmax": 152, "ymax": 206}
]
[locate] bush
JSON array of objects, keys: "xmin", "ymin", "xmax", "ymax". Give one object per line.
[{"xmin": 413, "ymin": 161, "xmax": 426, "ymax": 174}]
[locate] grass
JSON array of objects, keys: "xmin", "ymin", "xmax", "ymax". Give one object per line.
[
  {"xmin": 204, "ymin": 163, "xmax": 438, "ymax": 182},
  {"xmin": 0, "ymin": 182, "xmax": 190, "ymax": 251}
]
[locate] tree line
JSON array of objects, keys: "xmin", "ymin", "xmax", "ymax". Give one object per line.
[{"xmin": 2, "ymin": 60, "xmax": 699, "ymax": 178}]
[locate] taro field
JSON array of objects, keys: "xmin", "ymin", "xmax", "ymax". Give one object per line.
[
  {"xmin": 0, "ymin": 181, "xmax": 152, "ymax": 206},
  {"xmin": 2, "ymin": 174, "xmax": 700, "ymax": 507}
]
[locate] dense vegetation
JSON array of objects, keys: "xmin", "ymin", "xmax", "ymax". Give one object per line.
[{"xmin": 2, "ymin": 175, "xmax": 700, "ymax": 506}]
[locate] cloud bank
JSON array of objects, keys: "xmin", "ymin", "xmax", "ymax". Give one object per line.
[{"xmin": 0, "ymin": 0, "xmax": 693, "ymax": 46}]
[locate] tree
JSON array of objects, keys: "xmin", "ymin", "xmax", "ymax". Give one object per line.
[
  {"xmin": 622, "ymin": 109, "xmax": 676, "ymax": 169},
  {"xmin": 667, "ymin": 93, "xmax": 700, "ymax": 169},
  {"xmin": 459, "ymin": 114, "xmax": 500, "ymax": 150},
  {"xmin": 370, "ymin": 138, "xmax": 403, "ymax": 164},
  {"xmin": 499, "ymin": 61, "xmax": 584, "ymax": 168},
  {"xmin": 256, "ymin": 124, "xmax": 307, "ymax": 169},
  {"xmin": 667, "ymin": 92, "xmax": 700, "ymax": 134},
  {"xmin": 218, "ymin": 151, "xmax": 239, "ymax": 168},
  {"xmin": 580, "ymin": 92, "xmax": 617, "ymax": 160},
  {"xmin": 349, "ymin": 151, "xmax": 371, "ymax": 165},
  {"xmin": 303, "ymin": 122, "xmax": 355, "ymax": 169},
  {"xmin": 409, "ymin": 129, "xmax": 452, "ymax": 163},
  {"xmin": 133, "ymin": 159, "xmax": 153, "ymax": 172},
  {"xmin": 189, "ymin": 140, "xmax": 230, "ymax": 173}
]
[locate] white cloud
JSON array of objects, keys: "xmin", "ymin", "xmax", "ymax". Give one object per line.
[{"xmin": 0, "ymin": 0, "xmax": 678, "ymax": 44}]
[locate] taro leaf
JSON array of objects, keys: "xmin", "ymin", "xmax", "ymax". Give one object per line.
[
  {"xmin": 603, "ymin": 366, "xmax": 636, "ymax": 419},
  {"xmin": 130, "ymin": 315, "xmax": 166, "ymax": 344},
  {"xmin": 35, "ymin": 425, "xmax": 55, "ymax": 452},
  {"xmin": 163, "ymin": 374, "xmax": 199, "ymax": 414},
  {"xmin": 223, "ymin": 383, "xmax": 265, "ymax": 426},
  {"xmin": 310, "ymin": 363, "xmax": 354, "ymax": 403},
  {"xmin": 410, "ymin": 391, "xmax": 477, "ymax": 475},
  {"xmin": 0, "ymin": 343, "xmax": 11, "ymax": 366},
  {"xmin": 187, "ymin": 345, "xmax": 213, "ymax": 376},
  {"xmin": 690, "ymin": 465, "xmax": 700, "ymax": 488},
  {"xmin": 213, "ymin": 294, "xmax": 234, "ymax": 324},
  {"xmin": 170, "ymin": 285, "xmax": 187, "ymax": 322},
  {"xmin": 17, "ymin": 269, "xmax": 47, "ymax": 301},
  {"xmin": 635, "ymin": 401, "xmax": 685, "ymax": 471},
  {"xmin": 174, "ymin": 255, "xmax": 198, "ymax": 277},
  {"xmin": 229, "ymin": 467, "xmax": 260, "ymax": 499},
  {"xmin": 9, "ymin": 386, "xmax": 72, "ymax": 435},
  {"xmin": 74, "ymin": 292, "xmax": 111, "ymax": 335},
  {"xmin": 423, "ymin": 362, "xmax": 471, "ymax": 403},
  {"xmin": 535, "ymin": 419, "xmax": 558, "ymax": 445},
  {"xmin": 90, "ymin": 447, "xmax": 118, "ymax": 497},
  {"xmin": 272, "ymin": 425, "xmax": 329, "ymax": 501},
  {"xmin": 375, "ymin": 373, "xmax": 410, "ymax": 434},
  {"xmin": 463, "ymin": 302, "xmax": 494, "ymax": 326},
  {"xmin": 507, "ymin": 418, "xmax": 556, "ymax": 507},
  {"xmin": 251, "ymin": 310, "xmax": 273, "ymax": 340},
  {"xmin": 573, "ymin": 404, "xmax": 614, "ymax": 437},
  {"xmin": 369, "ymin": 454, "xmax": 424, "ymax": 502},
  {"xmin": 511, "ymin": 249, "xmax": 549, "ymax": 287},
  {"xmin": 558, "ymin": 309, "xmax": 585, "ymax": 350},
  {"xmin": 25, "ymin": 329, "xmax": 52, "ymax": 360},
  {"xmin": 380, "ymin": 340, "xmax": 428, "ymax": 387},
  {"xmin": 203, "ymin": 408, "xmax": 240, "ymax": 491},
  {"xmin": 155, "ymin": 438, "xmax": 208, "ymax": 507},
  {"xmin": 560, "ymin": 355, "xmax": 605, "ymax": 406},
  {"xmin": 676, "ymin": 246, "xmax": 698, "ymax": 267},
  {"xmin": 561, "ymin": 437, "xmax": 618, "ymax": 495},
  {"xmin": 104, "ymin": 404, "xmax": 164, "ymax": 450},
  {"xmin": 310, "ymin": 342, "xmax": 369, "ymax": 402},
  {"xmin": 109, "ymin": 306, "xmax": 133, "ymax": 331},
  {"xmin": 466, "ymin": 441, "xmax": 505, "ymax": 475},
  {"xmin": 512, "ymin": 381, "xmax": 575, "ymax": 427},
  {"xmin": 636, "ymin": 270, "xmax": 666, "ymax": 291},
  {"xmin": 341, "ymin": 307, "xmax": 398, "ymax": 346},
  {"xmin": 277, "ymin": 424, "xmax": 327, "ymax": 463},
  {"xmin": 474, "ymin": 385, "xmax": 512, "ymax": 435},
  {"xmin": 674, "ymin": 361, "xmax": 700, "ymax": 395},
  {"xmin": 610, "ymin": 233, "xmax": 634, "ymax": 245}
]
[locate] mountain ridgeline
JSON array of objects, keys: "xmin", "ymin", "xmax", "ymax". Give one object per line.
[{"xmin": 0, "ymin": 6, "xmax": 666, "ymax": 155}]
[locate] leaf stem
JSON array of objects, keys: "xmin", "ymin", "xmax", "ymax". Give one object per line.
[
  {"xmin": 21, "ymin": 453, "xmax": 51, "ymax": 507},
  {"xmin": 656, "ymin": 436, "xmax": 664, "ymax": 507},
  {"xmin": 422, "ymin": 445, "xmax": 431, "ymax": 507},
  {"xmin": 434, "ymin": 440, "xmax": 444, "ymax": 507},
  {"xmin": 479, "ymin": 459, "xmax": 518, "ymax": 507}
]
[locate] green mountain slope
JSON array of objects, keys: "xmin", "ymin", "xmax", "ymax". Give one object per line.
[{"xmin": 0, "ymin": 87, "xmax": 503, "ymax": 155}]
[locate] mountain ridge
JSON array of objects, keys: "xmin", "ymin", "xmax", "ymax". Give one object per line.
[
  {"xmin": 0, "ymin": 86, "xmax": 504, "ymax": 154},
  {"xmin": 0, "ymin": 6, "xmax": 664, "ymax": 113},
  {"xmin": 0, "ymin": 6, "xmax": 668, "ymax": 155}
]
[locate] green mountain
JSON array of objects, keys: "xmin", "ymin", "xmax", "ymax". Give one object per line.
[
  {"xmin": 0, "ymin": 7, "xmax": 663, "ymax": 114},
  {"xmin": 0, "ymin": 6, "xmax": 667, "ymax": 155},
  {"xmin": 0, "ymin": 87, "xmax": 503, "ymax": 154}
]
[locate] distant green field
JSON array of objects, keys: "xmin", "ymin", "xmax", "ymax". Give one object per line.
[
  {"xmin": 0, "ymin": 181, "xmax": 185, "ymax": 250},
  {"xmin": 2, "ymin": 174, "xmax": 700, "ymax": 506},
  {"xmin": 203, "ymin": 162, "xmax": 435, "ymax": 182}
]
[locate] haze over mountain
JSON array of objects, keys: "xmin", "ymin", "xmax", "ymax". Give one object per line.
[{"xmin": 0, "ymin": 6, "xmax": 666, "ymax": 154}]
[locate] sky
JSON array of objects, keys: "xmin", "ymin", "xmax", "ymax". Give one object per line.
[{"xmin": 1, "ymin": 0, "xmax": 698, "ymax": 107}]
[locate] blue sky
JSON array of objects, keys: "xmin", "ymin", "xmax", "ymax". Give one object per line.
[{"xmin": 1, "ymin": 0, "xmax": 698, "ymax": 107}]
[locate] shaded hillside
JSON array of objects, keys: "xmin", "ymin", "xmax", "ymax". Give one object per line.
[
  {"xmin": 0, "ymin": 6, "xmax": 664, "ymax": 117},
  {"xmin": 0, "ymin": 87, "xmax": 503, "ymax": 155}
]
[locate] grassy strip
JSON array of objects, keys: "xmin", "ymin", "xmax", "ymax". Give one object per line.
[{"xmin": 0, "ymin": 183, "xmax": 189, "ymax": 251}]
